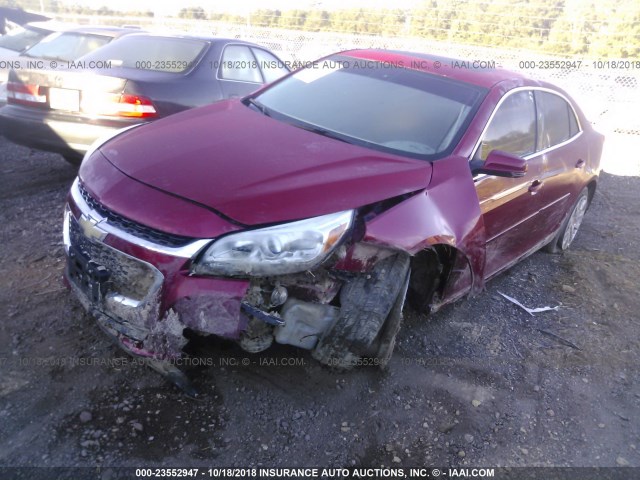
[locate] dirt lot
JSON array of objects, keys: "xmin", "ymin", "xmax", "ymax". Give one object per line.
[{"xmin": 0, "ymin": 134, "xmax": 639, "ymax": 473}]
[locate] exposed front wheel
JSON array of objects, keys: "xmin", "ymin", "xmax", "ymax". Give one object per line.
[
  {"xmin": 367, "ymin": 268, "xmax": 410, "ymax": 368},
  {"xmin": 312, "ymin": 253, "xmax": 411, "ymax": 369}
]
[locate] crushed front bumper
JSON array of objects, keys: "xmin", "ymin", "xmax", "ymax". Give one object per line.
[
  {"xmin": 63, "ymin": 177, "xmax": 394, "ymax": 365},
  {"xmin": 63, "ymin": 178, "xmax": 251, "ymax": 359}
]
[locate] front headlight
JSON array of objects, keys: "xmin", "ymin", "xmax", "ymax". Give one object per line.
[{"xmin": 192, "ymin": 210, "xmax": 354, "ymax": 277}]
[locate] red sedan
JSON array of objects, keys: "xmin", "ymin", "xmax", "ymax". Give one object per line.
[{"xmin": 63, "ymin": 49, "xmax": 604, "ymax": 392}]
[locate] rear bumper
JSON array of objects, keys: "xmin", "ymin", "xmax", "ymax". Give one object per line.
[{"xmin": 0, "ymin": 104, "xmax": 140, "ymax": 155}]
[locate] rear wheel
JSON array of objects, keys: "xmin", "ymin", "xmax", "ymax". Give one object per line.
[
  {"xmin": 544, "ymin": 188, "xmax": 589, "ymax": 253},
  {"xmin": 312, "ymin": 253, "xmax": 410, "ymax": 369}
]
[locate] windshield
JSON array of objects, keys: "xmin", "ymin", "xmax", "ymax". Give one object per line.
[
  {"xmin": 22, "ymin": 31, "xmax": 111, "ymax": 61},
  {"xmin": 0, "ymin": 25, "xmax": 50, "ymax": 52},
  {"xmin": 252, "ymin": 55, "xmax": 487, "ymax": 159},
  {"xmin": 81, "ymin": 35, "xmax": 207, "ymax": 73}
]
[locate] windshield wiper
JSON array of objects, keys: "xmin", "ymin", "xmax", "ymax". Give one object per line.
[
  {"xmin": 245, "ymin": 98, "xmax": 271, "ymax": 117},
  {"xmin": 245, "ymin": 99, "xmax": 351, "ymax": 144},
  {"xmin": 294, "ymin": 123, "xmax": 350, "ymax": 144}
]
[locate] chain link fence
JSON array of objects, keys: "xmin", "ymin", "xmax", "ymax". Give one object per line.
[{"xmin": 51, "ymin": 13, "xmax": 640, "ymax": 175}]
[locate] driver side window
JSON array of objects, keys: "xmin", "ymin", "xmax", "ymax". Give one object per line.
[{"xmin": 478, "ymin": 90, "xmax": 536, "ymax": 161}]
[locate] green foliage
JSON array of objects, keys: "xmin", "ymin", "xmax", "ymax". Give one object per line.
[
  {"xmin": 223, "ymin": 0, "xmax": 639, "ymax": 58},
  {"xmin": 178, "ymin": 7, "xmax": 207, "ymax": 20},
  {"xmin": 8, "ymin": 0, "xmax": 638, "ymax": 58}
]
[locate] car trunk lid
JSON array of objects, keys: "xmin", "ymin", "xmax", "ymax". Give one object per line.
[{"xmin": 6, "ymin": 68, "xmax": 156, "ymax": 118}]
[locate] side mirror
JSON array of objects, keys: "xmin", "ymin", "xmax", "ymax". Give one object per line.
[{"xmin": 471, "ymin": 150, "xmax": 528, "ymax": 178}]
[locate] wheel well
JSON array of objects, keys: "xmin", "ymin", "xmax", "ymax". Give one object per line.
[
  {"xmin": 586, "ymin": 179, "xmax": 597, "ymax": 206},
  {"xmin": 407, "ymin": 244, "xmax": 457, "ymax": 312}
]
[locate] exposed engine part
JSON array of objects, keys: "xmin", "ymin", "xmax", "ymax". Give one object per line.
[
  {"xmin": 270, "ymin": 285, "xmax": 288, "ymax": 307},
  {"xmin": 243, "ymin": 285, "xmax": 266, "ymax": 308},
  {"xmin": 240, "ymin": 302, "xmax": 285, "ymax": 326},
  {"xmin": 239, "ymin": 316, "xmax": 274, "ymax": 353},
  {"xmin": 260, "ymin": 268, "xmax": 342, "ymax": 304},
  {"xmin": 275, "ymin": 299, "xmax": 339, "ymax": 350}
]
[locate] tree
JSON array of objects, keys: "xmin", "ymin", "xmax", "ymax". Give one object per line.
[
  {"xmin": 303, "ymin": 9, "xmax": 330, "ymax": 32},
  {"xmin": 178, "ymin": 6, "xmax": 207, "ymax": 20}
]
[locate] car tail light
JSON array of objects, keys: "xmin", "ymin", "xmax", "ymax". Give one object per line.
[
  {"xmin": 114, "ymin": 94, "xmax": 157, "ymax": 118},
  {"xmin": 6, "ymin": 82, "xmax": 46, "ymax": 107},
  {"xmin": 81, "ymin": 93, "xmax": 157, "ymax": 118}
]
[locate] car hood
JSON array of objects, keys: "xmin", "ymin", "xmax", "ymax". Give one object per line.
[{"xmin": 98, "ymin": 100, "xmax": 433, "ymax": 226}]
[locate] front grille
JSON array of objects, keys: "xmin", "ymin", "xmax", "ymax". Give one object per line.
[
  {"xmin": 77, "ymin": 182, "xmax": 195, "ymax": 248},
  {"xmin": 69, "ymin": 215, "xmax": 161, "ymax": 302}
]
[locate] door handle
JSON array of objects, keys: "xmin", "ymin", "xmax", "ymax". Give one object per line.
[
  {"xmin": 528, "ymin": 179, "xmax": 543, "ymax": 194},
  {"xmin": 575, "ymin": 159, "xmax": 586, "ymax": 169}
]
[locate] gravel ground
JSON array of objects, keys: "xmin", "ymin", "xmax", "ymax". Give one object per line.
[{"xmin": 0, "ymin": 133, "xmax": 639, "ymax": 473}]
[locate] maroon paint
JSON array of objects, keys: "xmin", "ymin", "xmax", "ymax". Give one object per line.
[
  {"xmin": 68, "ymin": 191, "xmax": 251, "ymax": 341},
  {"xmin": 96, "ymin": 100, "xmax": 433, "ymax": 226},
  {"xmin": 79, "ymin": 150, "xmax": 240, "ymax": 238},
  {"xmin": 67, "ymin": 49, "xmax": 604, "ymax": 357},
  {"xmin": 364, "ymin": 155, "xmax": 485, "ymax": 295}
]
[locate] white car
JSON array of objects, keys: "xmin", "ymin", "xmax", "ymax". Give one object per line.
[
  {"xmin": 0, "ymin": 21, "xmax": 70, "ymax": 103},
  {"xmin": 0, "ymin": 21, "xmax": 64, "ymax": 56}
]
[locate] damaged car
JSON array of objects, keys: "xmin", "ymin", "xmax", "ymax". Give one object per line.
[{"xmin": 63, "ymin": 49, "xmax": 603, "ymax": 391}]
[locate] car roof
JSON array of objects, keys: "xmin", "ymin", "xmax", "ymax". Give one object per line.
[
  {"xmin": 56, "ymin": 25, "xmax": 143, "ymax": 38},
  {"xmin": 24, "ymin": 21, "xmax": 76, "ymax": 32},
  {"xmin": 119, "ymin": 32, "xmax": 261, "ymax": 46},
  {"xmin": 341, "ymin": 49, "xmax": 529, "ymax": 89}
]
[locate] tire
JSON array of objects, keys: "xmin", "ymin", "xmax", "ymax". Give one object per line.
[
  {"xmin": 312, "ymin": 253, "xmax": 410, "ymax": 369},
  {"xmin": 368, "ymin": 269, "xmax": 410, "ymax": 368},
  {"xmin": 62, "ymin": 153, "xmax": 83, "ymax": 167},
  {"xmin": 544, "ymin": 187, "xmax": 589, "ymax": 253}
]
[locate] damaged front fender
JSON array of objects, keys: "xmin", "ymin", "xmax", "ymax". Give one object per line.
[{"xmin": 363, "ymin": 155, "xmax": 486, "ymax": 298}]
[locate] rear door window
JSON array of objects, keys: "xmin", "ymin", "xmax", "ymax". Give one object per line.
[
  {"xmin": 535, "ymin": 91, "xmax": 580, "ymax": 150},
  {"xmin": 219, "ymin": 45, "xmax": 262, "ymax": 83}
]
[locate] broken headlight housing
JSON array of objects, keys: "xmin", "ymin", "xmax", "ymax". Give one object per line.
[{"xmin": 192, "ymin": 210, "xmax": 354, "ymax": 277}]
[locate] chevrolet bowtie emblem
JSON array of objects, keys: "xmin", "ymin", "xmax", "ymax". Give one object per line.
[{"xmin": 78, "ymin": 214, "xmax": 107, "ymax": 241}]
